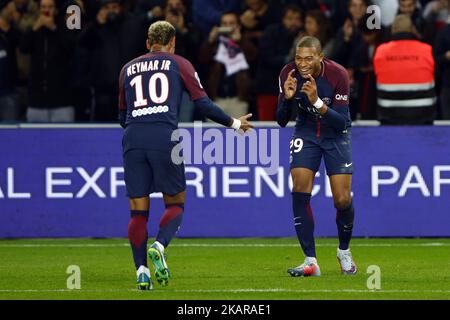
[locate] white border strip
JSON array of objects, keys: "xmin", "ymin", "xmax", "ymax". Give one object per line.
[
  {"xmin": 18, "ymin": 123, "xmax": 121, "ymax": 129},
  {"xmin": 377, "ymin": 81, "xmax": 435, "ymax": 92},
  {"xmin": 378, "ymin": 98, "xmax": 436, "ymax": 108},
  {"xmin": 1, "ymin": 120, "xmax": 450, "ymax": 129}
]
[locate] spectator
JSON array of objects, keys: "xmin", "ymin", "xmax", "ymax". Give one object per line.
[
  {"xmin": 164, "ymin": 0, "xmax": 201, "ymax": 121},
  {"xmin": 282, "ymin": 0, "xmax": 320, "ymax": 11},
  {"xmin": 135, "ymin": 0, "xmax": 164, "ymax": 22},
  {"xmin": 332, "ymin": 0, "xmax": 371, "ymax": 66},
  {"xmin": 0, "ymin": 14, "xmax": 19, "ymax": 121},
  {"xmin": 349, "ymin": 16, "xmax": 385, "ymax": 120},
  {"xmin": 19, "ymin": 0, "xmax": 77, "ymax": 122},
  {"xmin": 191, "ymin": 0, "xmax": 241, "ymax": 37},
  {"xmin": 78, "ymin": 0, "xmax": 147, "ymax": 121},
  {"xmin": 72, "ymin": 0, "xmax": 99, "ymax": 23},
  {"xmin": 433, "ymin": 3, "xmax": 450, "ymax": 119},
  {"xmin": 255, "ymin": 5, "xmax": 303, "ymax": 120},
  {"xmin": 198, "ymin": 11, "xmax": 256, "ymax": 119},
  {"xmin": 164, "ymin": 0, "xmax": 200, "ymax": 63},
  {"xmin": 1, "ymin": 0, "xmax": 38, "ymax": 116},
  {"xmin": 62, "ymin": 0, "xmax": 92, "ymax": 122},
  {"xmin": 240, "ymin": 0, "xmax": 282, "ymax": 82},
  {"xmin": 1, "ymin": 0, "xmax": 38, "ymax": 32},
  {"xmin": 374, "ymin": 14, "xmax": 436, "ymax": 125},
  {"xmin": 239, "ymin": 0, "xmax": 282, "ymax": 47},
  {"xmin": 372, "ymin": 0, "xmax": 398, "ymax": 28},
  {"xmin": 331, "ymin": 0, "xmax": 373, "ymax": 120},
  {"xmin": 397, "ymin": 0, "xmax": 426, "ymax": 38},
  {"xmin": 422, "ymin": 0, "xmax": 449, "ymax": 44},
  {"xmin": 289, "ymin": 9, "xmax": 334, "ymax": 59}
]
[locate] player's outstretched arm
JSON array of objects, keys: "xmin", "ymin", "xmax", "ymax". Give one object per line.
[
  {"xmin": 178, "ymin": 57, "xmax": 253, "ymax": 132},
  {"xmin": 194, "ymin": 97, "xmax": 254, "ymax": 132},
  {"xmin": 233, "ymin": 113, "xmax": 254, "ymax": 132}
]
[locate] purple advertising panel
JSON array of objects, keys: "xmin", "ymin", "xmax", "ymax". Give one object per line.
[{"xmin": 0, "ymin": 125, "xmax": 449, "ymax": 238}]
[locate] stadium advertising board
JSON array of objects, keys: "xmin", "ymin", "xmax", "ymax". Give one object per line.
[{"xmin": 0, "ymin": 125, "xmax": 449, "ymax": 237}]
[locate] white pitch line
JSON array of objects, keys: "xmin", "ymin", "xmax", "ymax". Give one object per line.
[
  {"xmin": 0, "ymin": 243, "xmax": 449, "ymax": 248},
  {"xmin": 0, "ymin": 288, "xmax": 449, "ymax": 294},
  {"xmin": 170, "ymin": 289, "xmax": 450, "ymax": 294}
]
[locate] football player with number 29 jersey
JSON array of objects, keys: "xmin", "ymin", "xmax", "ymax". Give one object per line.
[{"xmin": 277, "ymin": 36, "xmax": 357, "ymax": 277}]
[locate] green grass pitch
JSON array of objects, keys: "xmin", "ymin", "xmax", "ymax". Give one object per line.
[{"xmin": 0, "ymin": 238, "xmax": 449, "ymax": 300}]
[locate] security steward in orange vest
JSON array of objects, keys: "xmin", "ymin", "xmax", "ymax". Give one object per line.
[{"xmin": 373, "ymin": 14, "xmax": 436, "ymax": 125}]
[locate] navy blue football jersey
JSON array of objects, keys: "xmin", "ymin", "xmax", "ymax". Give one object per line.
[
  {"xmin": 118, "ymin": 51, "xmax": 207, "ymax": 151},
  {"xmin": 278, "ymin": 58, "xmax": 352, "ymax": 138}
]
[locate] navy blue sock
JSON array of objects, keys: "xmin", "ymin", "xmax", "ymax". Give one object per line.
[
  {"xmin": 128, "ymin": 210, "xmax": 149, "ymax": 269},
  {"xmin": 292, "ymin": 192, "xmax": 316, "ymax": 257},
  {"xmin": 156, "ymin": 204, "xmax": 184, "ymax": 248},
  {"xmin": 336, "ymin": 201, "xmax": 355, "ymax": 250}
]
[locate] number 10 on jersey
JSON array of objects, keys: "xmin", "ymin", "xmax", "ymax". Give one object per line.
[{"xmin": 130, "ymin": 72, "xmax": 169, "ymax": 108}]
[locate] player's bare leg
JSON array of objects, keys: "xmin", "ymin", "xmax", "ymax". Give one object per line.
[
  {"xmin": 330, "ymin": 174, "xmax": 357, "ymax": 275},
  {"xmin": 128, "ymin": 196, "xmax": 152, "ymax": 290},
  {"xmin": 148, "ymin": 191, "xmax": 186, "ymax": 286},
  {"xmin": 287, "ymin": 168, "xmax": 321, "ymax": 277}
]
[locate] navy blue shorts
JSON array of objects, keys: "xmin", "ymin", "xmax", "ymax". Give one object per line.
[
  {"xmin": 123, "ymin": 148, "xmax": 186, "ymax": 198},
  {"xmin": 289, "ymin": 129, "xmax": 353, "ymax": 176}
]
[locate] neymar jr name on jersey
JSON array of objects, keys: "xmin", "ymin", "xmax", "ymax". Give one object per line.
[{"xmin": 126, "ymin": 59, "xmax": 172, "ymax": 77}]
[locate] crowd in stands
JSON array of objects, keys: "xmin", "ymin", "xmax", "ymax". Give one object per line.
[{"xmin": 0, "ymin": 0, "xmax": 449, "ymax": 124}]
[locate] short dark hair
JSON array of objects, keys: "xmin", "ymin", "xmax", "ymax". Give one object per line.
[
  {"xmin": 282, "ymin": 4, "xmax": 302, "ymax": 18},
  {"xmin": 147, "ymin": 21, "xmax": 176, "ymax": 46},
  {"xmin": 98, "ymin": 0, "xmax": 121, "ymax": 8},
  {"xmin": 296, "ymin": 36, "xmax": 322, "ymax": 54},
  {"xmin": 348, "ymin": 0, "xmax": 373, "ymax": 8},
  {"xmin": 221, "ymin": 11, "xmax": 239, "ymax": 21}
]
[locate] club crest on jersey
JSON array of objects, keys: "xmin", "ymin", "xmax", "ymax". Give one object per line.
[{"xmin": 322, "ymin": 97, "xmax": 332, "ymax": 105}]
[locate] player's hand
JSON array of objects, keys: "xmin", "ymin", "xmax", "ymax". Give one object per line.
[
  {"xmin": 238, "ymin": 113, "xmax": 254, "ymax": 133},
  {"xmin": 283, "ymin": 69, "xmax": 297, "ymax": 100},
  {"xmin": 300, "ymin": 74, "xmax": 318, "ymax": 105},
  {"xmin": 208, "ymin": 26, "xmax": 219, "ymax": 44}
]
